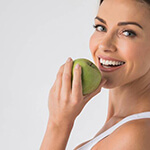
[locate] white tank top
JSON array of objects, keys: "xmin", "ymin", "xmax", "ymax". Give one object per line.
[{"xmin": 77, "ymin": 111, "xmax": 150, "ymax": 150}]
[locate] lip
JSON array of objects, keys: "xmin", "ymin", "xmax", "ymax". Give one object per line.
[
  {"xmin": 98, "ymin": 58, "xmax": 125, "ymax": 72},
  {"xmin": 98, "ymin": 55, "xmax": 125, "ymax": 62}
]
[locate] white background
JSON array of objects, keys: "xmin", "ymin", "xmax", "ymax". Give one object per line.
[{"xmin": 0, "ymin": 0, "xmax": 109, "ymax": 149}]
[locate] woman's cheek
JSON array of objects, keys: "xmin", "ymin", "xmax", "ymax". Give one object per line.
[
  {"xmin": 117, "ymin": 40, "xmax": 138, "ymax": 60},
  {"xmin": 89, "ymin": 33, "xmax": 97, "ymax": 54},
  {"xmin": 126, "ymin": 47, "xmax": 140, "ymax": 60},
  {"xmin": 89, "ymin": 33, "xmax": 101, "ymax": 65}
]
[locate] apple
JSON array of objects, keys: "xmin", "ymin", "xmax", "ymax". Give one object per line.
[{"xmin": 71, "ymin": 58, "xmax": 102, "ymax": 95}]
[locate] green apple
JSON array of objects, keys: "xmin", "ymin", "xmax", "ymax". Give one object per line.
[{"xmin": 71, "ymin": 58, "xmax": 102, "ymax": 95}]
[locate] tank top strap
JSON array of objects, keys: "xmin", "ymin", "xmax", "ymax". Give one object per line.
[{"xmin": 77, "ymin": 111, "xmax": 150, "ymax": 150}]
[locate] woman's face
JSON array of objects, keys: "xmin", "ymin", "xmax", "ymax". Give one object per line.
[{"xmin": 90, "ymin": 0, "xmax": 150, "ymax": 88}]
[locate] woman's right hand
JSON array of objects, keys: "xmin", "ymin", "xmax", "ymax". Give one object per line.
[{"xmin": 48, "ymin": 57, "xmax": 107, "ymax": 127}]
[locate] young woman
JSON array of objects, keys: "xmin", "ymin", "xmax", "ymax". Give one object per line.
[{"xmin": 40, "ymin": 0, "xmax": 150, "ymax": 149}]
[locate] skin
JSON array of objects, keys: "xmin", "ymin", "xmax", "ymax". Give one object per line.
[
  {"xmin": 90, "ymin": 0, "xmax": 150, "ymax": 120},
  {"xmin": 40, "ymin": 0, "xmax": 150, "ymax": 149},
  {"xmin": 40, "ymin": 57, "xmax": 106, "ymax": 150}
]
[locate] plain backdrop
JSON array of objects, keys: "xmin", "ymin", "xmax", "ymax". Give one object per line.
[{"xmin": 0, "ymin": 0, "xmax": 109, "ymax": 149}]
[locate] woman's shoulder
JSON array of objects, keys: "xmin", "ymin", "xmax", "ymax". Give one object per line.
[
  {"xmin": 118, "ymin": 117, "xmax": 150, "ymax": 136},
  {"xmin": 102, "ymin": 118, "xmax": 150, "ymax": 150},
  {"xmin": 120, "ymin": 118, "xmax": 150, "ymax": 138},
  {"xmin": 91, "ymin": 118, "xmax": 150, "ymax": 150},
  {"xmin": 74, "ymin": 119, "xmax": 150, "ymax": 150}
]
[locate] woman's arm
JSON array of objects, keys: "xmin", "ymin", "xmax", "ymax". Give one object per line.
[
  {"xmin": 40, "ymin": 57, "xmax": 106, "ymax": 150},
  {"xmin": 40, "ymin": 119, "xmax": 74, "ymax": 150}
]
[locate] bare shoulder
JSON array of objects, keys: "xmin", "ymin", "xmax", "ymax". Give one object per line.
[
  {"xmin": 74, "ymin": 119, "xmax": 150, "ymax": 150},
  {"xmin": 105, "ymin": 119, "xmax": 150, "ymax": 150}
]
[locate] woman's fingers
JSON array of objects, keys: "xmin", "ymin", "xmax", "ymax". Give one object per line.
[
  {"xmin": 48, "ymin": 58, "xmax": 107, "ymax": 126},
  {"xmin": 54, "ymin": 64, "xmax": 65, "ymax": 96},
  {"xmin": 72, "ymin": 64, "xmax": 83, "ymax": 98},
  {"xmin": 61, "ymin": 58, "xmax": 73, "ymax": 99}
]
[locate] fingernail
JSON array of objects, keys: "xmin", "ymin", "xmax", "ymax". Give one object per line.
[
  {"xmin": 75, "ymin": 64, "xmax": 80, "ymax": 69},
  {"xmin": 67, "ymin": 57, "xmax": 72, "ymax": 62}
]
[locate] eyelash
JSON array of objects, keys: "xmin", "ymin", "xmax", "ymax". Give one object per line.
[{"xmin": 93, "ymin": 24, "xmax": 137, "ymax": 37}]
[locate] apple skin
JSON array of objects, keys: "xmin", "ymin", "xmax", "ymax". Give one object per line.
[{"xmin": 71, "ymin": 58, "xmax": 102, "ymax": 95}]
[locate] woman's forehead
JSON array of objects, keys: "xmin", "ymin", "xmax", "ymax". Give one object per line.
[{"xmin": 97, "ymin": 0, "xmax": 150, "ymax": 25}]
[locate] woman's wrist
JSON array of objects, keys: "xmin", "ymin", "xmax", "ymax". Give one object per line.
[
  {"xmin": 40, "ymin": 118, "xmax": 74, "ymax": 150},
  {"xmin": 47, "ymin": 117, "xmax": 74, "ymax": 132}
]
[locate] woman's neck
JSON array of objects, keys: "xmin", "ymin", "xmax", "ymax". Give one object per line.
[{"xmin": 106, "ymin": 72, "xmax": 150, "ymax": 120}]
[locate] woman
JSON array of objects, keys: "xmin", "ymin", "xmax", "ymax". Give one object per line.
[{"xmin": 40, "ymin": 0, "xmax": 150, "ymax": 149}]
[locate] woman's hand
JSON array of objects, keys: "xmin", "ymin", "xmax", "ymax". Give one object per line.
[{"xmin": 48, "ymin": 57, "xmax": 106, "ymax": 127}]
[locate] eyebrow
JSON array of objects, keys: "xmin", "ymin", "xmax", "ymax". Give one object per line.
[{"xmin": 95, "ymin": 16, "xmax": 143, "ymax": 30}]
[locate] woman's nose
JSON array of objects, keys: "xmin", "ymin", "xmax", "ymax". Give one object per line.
[{"xmin": 98, "ymin": 33, "xmax": 117, "ymax": 53}]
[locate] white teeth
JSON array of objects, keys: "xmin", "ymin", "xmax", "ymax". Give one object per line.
[
  {"xmin": 112, "ymin": 61, "xmax": 116, "ymax": 65},
  {"xmin": 105, "ymin": 60, "xmax": 109, "ymax": 65},
  {"xmin": 108, "ymin": 61, "xmax": 113, "ymax": 65},
  {"xmin": 100, "ymin": 58, "xmax": 125, "ymax": 66}
]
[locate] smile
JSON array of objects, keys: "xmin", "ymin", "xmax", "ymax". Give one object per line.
[{"xmin": 98, "ymin": 57, "xmax": 126, "ymax": 72}]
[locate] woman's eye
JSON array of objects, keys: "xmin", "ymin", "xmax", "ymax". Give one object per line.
[
  {"xmin": 93, "ymin": 25, "xmax": 136, "ymax": 38},
  {"xmin": 93, "ymin": 24, "xmax": 107, "ymax": 32},
  {"xmin": 122, "ymin": 30, "xmax": 136, "ymax": 37}
]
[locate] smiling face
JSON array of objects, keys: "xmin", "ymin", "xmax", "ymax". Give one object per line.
[{"xmin": 90, "ymin": 0, "xmax": 150, "ymax": 88}]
